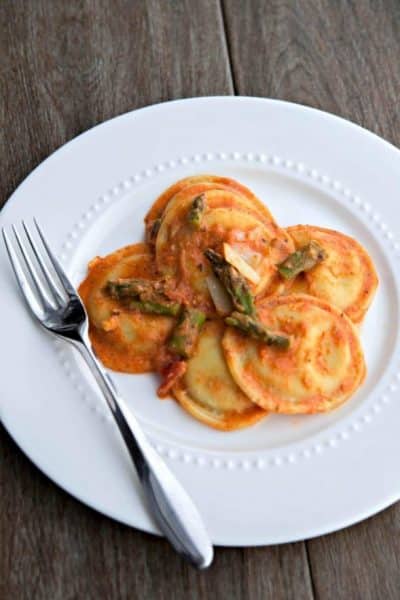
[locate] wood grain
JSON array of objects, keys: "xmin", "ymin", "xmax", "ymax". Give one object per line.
[
  {"xmin": 222, "ymin": 0, "xmax": 400, "ymax": 146},
  {"xmin": 222, "ymin": 1, "xmax": 400, "ymax": 598},
  {"xmin": 307, "ymin": 508, "xmax": 400, "ymax": 600},
  {"xmin": 0, "ymin": 0, "xmax": 233, "ymax": 208}
]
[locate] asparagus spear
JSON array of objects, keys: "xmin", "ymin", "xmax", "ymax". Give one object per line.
[
  {"xmin": 204, "ymin": 248, "xmax": 255, "ymax": 315},
  {"xmin": 225, "ymin": 311, "xmax": 290, "ymax": 350},
  {"xmin": 106, "ymin": 278, "xmax": 156, "ymax": 299},
  {"xmin": 106, "ymin": 278, "xmax": 181, "ymax": 316},
  {"xmin": 168, "ymin": 308, "xmax": 206, "ymax": 358},
  {"xmin": 128, "ymin": 299, "xmax": 181, "ymax": 317},
  {"xmin": 277, "ymin": 240, "xmax": 326, "ymax": 280},
  {"xmin": 187, "ymin": 194, "xmax": 205, "ymax": 229}
]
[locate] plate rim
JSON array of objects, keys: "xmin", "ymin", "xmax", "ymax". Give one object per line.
[{"xmin": 3, "ymin": 94, "xmax": 400, "ymax": 224}]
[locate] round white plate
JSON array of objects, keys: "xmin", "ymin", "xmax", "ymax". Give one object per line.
[{"xmin": 1, "ymin": 97, "xmax": 400, "ymax": 546}]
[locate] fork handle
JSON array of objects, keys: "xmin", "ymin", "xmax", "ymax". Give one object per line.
[{"xmin": 76, "ymin": 337, "xmax": 213, "ymax": 569}]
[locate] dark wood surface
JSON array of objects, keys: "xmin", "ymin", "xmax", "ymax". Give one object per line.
[{"xmin": 1, "ymin": 1, "xmax": 399, "ymax": 598}]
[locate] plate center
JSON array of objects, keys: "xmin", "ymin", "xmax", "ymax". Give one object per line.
[{"xmin": 68, "ymin": 163, "xmax": 398, "ymax": 454}]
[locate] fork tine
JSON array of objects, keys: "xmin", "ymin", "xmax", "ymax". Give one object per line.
[
  {"xmin": 11, "ymin": 224, "xmax": 56, "ymax": 310},
  {"xmin": 33, "ymin": 218, "xmax": 77, "ymax": 297},
  {"xmin": 22, "ymin": 220, "xmax": 65, "ymax": 306},
  {"xmin": 2, "ymin": 228, "xmax": 44, "ymax": 320}
]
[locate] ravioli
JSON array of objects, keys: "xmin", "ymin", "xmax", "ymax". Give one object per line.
[
  {"xmin": 173, "ymin": 320, "xmax": 267, "ymax": 430},
  {"xmin": 223, "ymin": 294, "xmax": 366, "ymax": 414},
  {"xmin": 286, "ymin": 226, "xmax": 378, "ymax": 323},
  {"xmin": 79, "ymin": 174, "xmax": 377, "ymax": 429},
  {"xmin": 78, "ymin": 244, "xmax": 175, "ymax": 373},
  {"xmin": 144, "ymin": 174, "xmax": 277, "ymax": 237},
  {"xmin": 158, "ymin": 182, "xmax": 280, "ymax": 230},
  {"xmin": 156, "ymin": 188, "xmax": 293, "ymax": 313}
]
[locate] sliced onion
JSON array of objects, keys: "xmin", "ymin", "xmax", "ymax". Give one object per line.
[
  {"xmin": 206, "ymin": 274, "xmax": 233, "ymax": 315},
  {"xmin": 223, "ymin": 243, "xmax": 261, "ymax": 285},
  {"xmin": 234, "ymin": 230, "xmax": 246, "ymax": 242}
]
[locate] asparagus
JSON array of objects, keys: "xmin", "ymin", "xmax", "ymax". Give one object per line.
[
  {"xmin": 225, "ymin": 311, "xmax": 290, "ymax": 350},
  {"xmin": 106, "ymin": 278, "xmax": 156, "ymax": 299},
  {"xmin": 204, "ymin": 248, "xmax": 255, "ymax": 315},
  {"xmin": 128, "ymin": 299, "xmax": 181, "ymax": 317},
  {"xmin": 278, "ymin": 240, "xmax": 326, "ymax": 280},
  {"xmin": 106, "ymin": 278, "xmax": 181, "ymax": 316},
  {"xmin": 168, "ymin": 308, "xmax": 206, "ymax": 358},
  {"xmin": 187, "ymin": 194, "xmax": 205, "ymax": 229}
]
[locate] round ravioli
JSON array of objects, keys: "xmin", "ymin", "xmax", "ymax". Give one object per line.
[
  {"xmin": 158, "ymin": 182, "xmax": 279, "ymax": 230},
  {"xmin": 145, "ymin": 174, "xmax": 276, "ymax": 236},
  {"xmin": 78, "ymin": 244, "xmax": 175, "ymax": 373},
  {"xmin": 223, "ymin": 294, "xmax": 366, "ymax": 414},
  {"xmin": 173, "ymin": 320, "xmax": 267, "ymax": 430},
  {"xmin": 156, "ymin": 188, "xmax": 293, "ymax": 313},
  {"xmin": 286, "ymin": 226, "xmax": 378, "ymax": 323}
]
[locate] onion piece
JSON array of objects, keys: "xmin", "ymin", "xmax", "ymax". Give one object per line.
[
  {"xmin": 206, "ymin": 274, "xmax": 233, "ymax": 315},
  {"xmin": 223, "ymin": 243, "xmax": 261, "ymax": 285},
  {"xmin": 234, "ymin": 230, "xmax": 246, "ymax": 242}
]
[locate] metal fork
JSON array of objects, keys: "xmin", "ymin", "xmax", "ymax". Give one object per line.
[{"xmin": 2, "ymin": 220, "xmax": 213, "ymax": 569}]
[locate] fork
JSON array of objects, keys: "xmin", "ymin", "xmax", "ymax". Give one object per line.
[{"xmin": 2, "ymin": 220, "xmax": 213, "ymax": 569}]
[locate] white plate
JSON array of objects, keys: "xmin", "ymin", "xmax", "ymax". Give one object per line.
[{"xmin": 1, "ymin": 97, "xmax": 400, "ymax": 546}]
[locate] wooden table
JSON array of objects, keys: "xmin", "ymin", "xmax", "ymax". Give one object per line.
[{"xmin": 1, "ymin": 1, "xmax": 400, "ymax": 598}]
